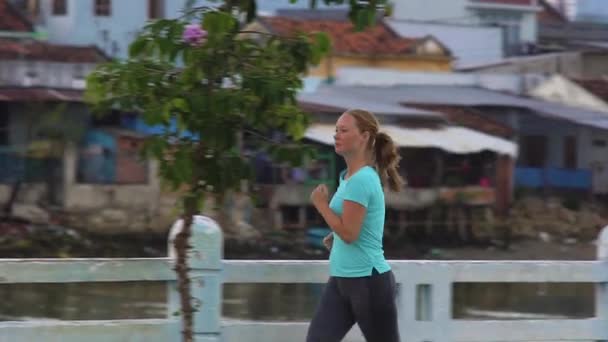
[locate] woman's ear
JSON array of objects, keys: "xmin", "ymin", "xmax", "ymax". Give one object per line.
[{"xmin": 362, "ymin": 131, "xmax": 371, "ymax": 144}]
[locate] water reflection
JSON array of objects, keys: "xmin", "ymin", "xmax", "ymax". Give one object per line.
[
  {"xmin": 0, "ymin": 282, "xmax": 166, "ymax": 321},
  {"xmin": 0, "ymin": 282, "xmax": 595, "ymax": 322},
  {"xmin": 223, "ymin": 283, "xmax": 322, "ymax": 321},
  {"xmin": 453, "ymin": 283, "xmax": 594, "ymax": 319}
]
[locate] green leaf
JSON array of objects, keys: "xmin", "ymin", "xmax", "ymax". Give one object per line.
[
  {"xmin": 158, "ymin": 38, "xmax": 172, "ymax": 57},
  {"xmin": 172, "ymin": 98, "xmax": 189, "ymax": 113},
  {"xmin": 176, "ymin": 115, "xmax": 187, "ymax": 134},
  {"xmin": 365, "ymin": 8, "xmax": 376, "ymax": 27},
  {"xmin": 354, "ymin": 8, "xmax": 367, "ymax": 31},
  {"xmin": 129, "ymin": 36, "xmax": 148, "ymax": 58},
  {"xmin": 203, "ymin": 11, "xmax": 237, "ymax": 36},
  {"xmin": 314, "ymin": 32, "xmax": 331, "ymax": 54}
]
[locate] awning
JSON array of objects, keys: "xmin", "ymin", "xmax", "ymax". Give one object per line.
[{"xmin": 305, "ymin": 124, "xmax": 518, "ymax": 157}]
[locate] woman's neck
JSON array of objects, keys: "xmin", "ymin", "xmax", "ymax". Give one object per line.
[{"xmin": 344, "ymin": 153, "xmax": 371, "ymax": 179}]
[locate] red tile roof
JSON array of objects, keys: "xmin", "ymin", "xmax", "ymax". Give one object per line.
[
  {"xmin": 0, "ymin": 39, "xmax": 107, "ymax": 63},
  {"xmin": 573, "ymin": 79, "xmax": 608, "ymax": 102},
  {"xmin": 0, "ymin": 87, "xmax": 83, "ymax": 102},
  {"xmin": 406, "ymin": 104, "xmax": 514, "ymax": 138},
  {"xmin": 259, "ymin": 17, "xmax": 419, "ymax": 56},
  {"xmin": 471, "ymin": 0, "xmax": 534, "ymax": 5},
  {"xmin": 0, "ymin": 0, "xmax": 32, "ymax": 32}
]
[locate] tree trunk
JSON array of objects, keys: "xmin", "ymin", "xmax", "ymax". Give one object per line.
[{"xmin": 174, "ymin": 195, "xmax": 197, "ymax": 342}]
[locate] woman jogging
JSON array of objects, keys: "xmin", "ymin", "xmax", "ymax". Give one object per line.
[{"xmin": 307, "ymin": 109, "xmax": 404, "ymax": 342}]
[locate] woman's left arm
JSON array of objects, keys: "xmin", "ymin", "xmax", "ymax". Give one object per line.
[
  {"xmin": 311, "ymin": 183, "xmax": 367, "ymax": 244},
  {"xmin": 314, "ymin": 200, "xmax": 365, "ymax": 244}
]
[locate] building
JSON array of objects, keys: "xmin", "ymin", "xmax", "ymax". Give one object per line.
[
  {"xmin": 384, "ymin": 19, "xmax": 505, "ymax": 69},
  {"xmin": 391, "ymin": 0, "xmax": 542, "ymax": 55},
  {"xmin": 437, "ymin": 0, "xmax": 608, "ymax": 77},
  {"xmin": 244, "ymin": 11, "xmax": 453, "ymax": 79},
  {"xmin": 528, "ymin": 74, "xmax": 608, "ymax": 113},
  {"xmin": 0, "ymin": 0, "xmax": 167, "ymax": 234},
  {"xmin": 5, "ymin": 0, "xmax": 180, "ymax": 59},
  {"xmin": 546, "ymin": 0, "xmax": 608, "ymax": 23},
  {"xmin": 331, "ymin": 67, "xmax": 608, "ymax": 196},
  {"xmin": 4, "ymin": 0, "xmax": 356, "ymax": 60},
  {"xmin": 258, "ymin": 78, "xmax": 518, "ymax": 233},
  {"xmin": 456, "ymin": 51, "xmax": 608, "ymax": 78}
]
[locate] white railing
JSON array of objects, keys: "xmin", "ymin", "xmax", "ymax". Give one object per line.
[{"xmin": 0, "ymin": 215, "xmax": 606, "ymax": 342}]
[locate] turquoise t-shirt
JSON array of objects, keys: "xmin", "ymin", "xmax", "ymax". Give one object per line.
[{"xmin": 328, "ymin": 166, "xmax": 391, "ymax": 277}]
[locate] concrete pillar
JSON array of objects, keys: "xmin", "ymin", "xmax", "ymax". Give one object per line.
[
  {"xmin": 596, "ymin": 226, "xmax": 608, "ymax": 342},
  {"xmin": 168, "ymin": 216, "xmax": 223, "ymax": 341}
]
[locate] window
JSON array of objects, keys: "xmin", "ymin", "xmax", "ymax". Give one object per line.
[
  {"xmin": 28, "ymin": 0, "xmax": 40, "ymax": 16},
  {"xmin": 72, "ymin": 65, "xmax": 86, "ymax": 88},
  {"xmin": 521, "ymin": 135, "xmax": 547, "ymax": 168},
  {"xmin": 0, "ymin": 105, "xmax": 9, "ymax": 146},
  {"xmin": 148, "ymin": 0, "xmax": 164, "ymax": 19},
  {"xmin": 593, "ymin": 139, "xmax": 607, "ymax": 148},
  {"xmin": 478, "ymin": 10, "xmax": 523, "ymax": 55},
  {"xmin": 12, "ymin": 0, "xmax": 40, "ymax": 18},
  {"xmin": 23, "ymin": 63, "xmax": 38, "ymax": 87},
  {"xmin": 95, "ymin": 0, "xmax": 111, "ymax": 16},
  {"xmin": 52, "ymin": 0, "xmax": 67, "ymax": 15},
  {"xmin": 563, "ymin": 136, "xmax": 577, "ymax": 169},
  {"xmin": 73, "ymin": 65, "xmax": 85, "ymax": 79},
  {"xmin": 503, "ymin": 24, "xmax": 521, "ymax": 55}
]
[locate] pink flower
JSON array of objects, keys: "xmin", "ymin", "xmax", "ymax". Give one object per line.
[{"xmin": 182, "ymin": 24, "xmax": 208, "ymax": 46}]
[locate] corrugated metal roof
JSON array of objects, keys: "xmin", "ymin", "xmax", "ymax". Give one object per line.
[
  {"xmin": 573, "ymin": 40, "xmax": 608, "ymax": 49},
  {"xmin": 305, "ymin": 124, "xmax": 518, "ymax": 156},
  {"xmin": 0, "ymin": 39, "xmax": 107, "ymax": 63},
  {"xmin": 0, "ymin": 87, "xmax": 83, "ymax": 102},
  {"xmin": 408, "ymin": 104, "xmax": 514, "ymax": 138},
  {"xmin": 313, "ymin": 85, "xmax": 608, "ymax": 130},
  {"xmin": 297, "ymin": 86, "xmax": 443, "ymax": 120},
  {"xmin": 471, "ymin": 0, "xmax": 536, "ymax": 6}
]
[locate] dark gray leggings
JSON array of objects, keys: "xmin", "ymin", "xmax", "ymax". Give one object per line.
[{"xmin": 306, "ymin": 269, "xmax": 400, "ymax": 342}]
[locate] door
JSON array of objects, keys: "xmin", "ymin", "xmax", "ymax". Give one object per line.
[
  {"xmin": 563, "ymin": 136, "xmax": 577, "ymax": 169},
  {"xmin": 590, "ymin": 137, "xmax": 608, "ymax": 194},
  {"xmin": 522, "ymin": 135, "xmax": 547, "ymax": 167}
]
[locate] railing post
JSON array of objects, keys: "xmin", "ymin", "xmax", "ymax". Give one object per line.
[
  {"xmin": 397, "ymin": 266, "xmax": 453, "ymax": 342},
  {"xmin": 168, "ymin": 215, "xmax": 223, "ymax": 342},
  {"xmin": 597, "ymin": 225, "xmax": 608, "ymax": 342},
  {"xmin": 429, "ymin": 274, "xmax": 453, "ymax": 342},
  {"xmin": 397, "ymin": 280, "xmax": 416, "ymax": 342}
]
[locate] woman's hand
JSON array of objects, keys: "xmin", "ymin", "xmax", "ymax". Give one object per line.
[
  {"xmin": 310, "ymin": 184, "xmax": 329, "ymax": 209},
  {"xmin": 323, "ymin": 233, "xmax": 334, "ymax": 251}
]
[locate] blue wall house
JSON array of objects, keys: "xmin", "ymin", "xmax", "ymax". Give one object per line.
[
  {"xmin": 0, "ymin": 1, "xmax": 165, "ymax": 234},
  {"xmin": 382, "ymin": 84, "xmax": 608, "ymax": 195},
  {"xmin": 0, "ymin": 0, "xmax": 107, "ymax": 206}
]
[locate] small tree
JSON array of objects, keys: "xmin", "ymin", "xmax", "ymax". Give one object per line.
[{"xmin": 85, "ymin": 2, "xmax": 386, "ymax": 340}]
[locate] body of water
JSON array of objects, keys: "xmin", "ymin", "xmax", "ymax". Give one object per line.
[{"xmin": 0, "ymin": 282, "xmax": 594, "ymax": 322}]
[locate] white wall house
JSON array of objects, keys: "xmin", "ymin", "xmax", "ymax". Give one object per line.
[
  {"xmin": 391, "ymin": 0, "xmax": 542, "ymax": 56},
  {"xmin": 7, "ymin": 0, "xmax": 351, "ymax": 59},
  {"xmin": 7, "ymin": 0, "xmax": 241, "ymax": 59}
]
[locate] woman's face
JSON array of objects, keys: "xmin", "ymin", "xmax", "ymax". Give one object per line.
[{"xmin": 334, "ymin": 113, "xmax": 368, "ymax": 156}]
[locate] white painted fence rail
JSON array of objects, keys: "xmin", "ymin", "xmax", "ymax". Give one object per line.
[{"xmin": 0, "ymin": 215, "xmax": 606, "ymax": 342}]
